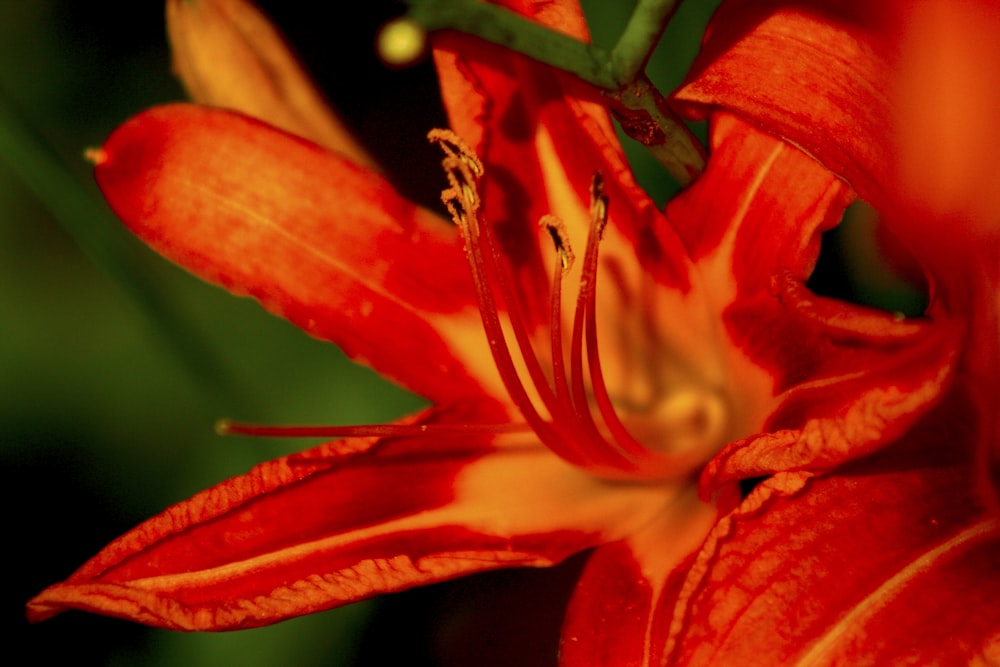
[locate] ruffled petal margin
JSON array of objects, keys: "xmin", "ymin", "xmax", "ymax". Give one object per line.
[
  {"xmin": 27, "ymin": 407, "xmax": 680, "ymax": 631},
  {"xmin": 663, "ymin": 114, "xmax": 964, "ymax": 487},
  {"xmin": 659, "ymin": 386, "xmax": 1000, "ymax": 665},
  {"xmin": 91, "ymin": 104, "xmax": 503, "ymax": 405}
]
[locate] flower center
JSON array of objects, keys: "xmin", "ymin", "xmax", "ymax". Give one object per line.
[
  {"xmin": 218, "ymin": 131, "xmax": 727, "ymax": 482},
  {"xmin": 430, "ymin": 130, "xmax": 726, "ymax": 481}
]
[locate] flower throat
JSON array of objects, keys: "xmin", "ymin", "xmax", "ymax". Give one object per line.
[{"xmin": 221, "ymin": 130, "xmax": 705, "ymax": 481}]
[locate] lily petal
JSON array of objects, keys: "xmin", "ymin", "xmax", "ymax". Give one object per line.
[
  {"xmin": 672, "ymin": 0, "xmax": 892, "ymax": 205},
  {"xmin": 887, "ymin": 0, "xmax": 1000, "ymax": 428},
  {"xmin": 166, "ymin": 0, "xmax": 375, "ymax": 167},
  {"xmin": 676, "ymin": 0, "xmax": 1000, "ymax": 248},
  {"xmin": 666, "ymin": 113, "xmax": 850, "ymax": 294},
  {"xmin": 27, "ymin": 407, "xmax": 680, "ymax": 631},
  {"xmin": 674, "ymin": 2, "xmax": 997, "ymax": 470},
  {"xmin": 663, "ymin": 114, "xmax": 962, "ymax": 487},
  {"xmin": 92, "ymin": 103, "xmax": 504, "ymax": 404},
  {"xmin": 660, "ymin": 387, "xmax": 1000, "ymax": 665},
  {"xmin": 560, "ymin": 487, "xmax": 725, "ymax": 666}
]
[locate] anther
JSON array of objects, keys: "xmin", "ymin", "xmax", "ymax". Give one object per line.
[
  {"xmin": 589, "ymin": 172, "xmax": 609, "ymax": 240},
  {"xmin": 428, "ymin": 129, "xmax": 483, "ymax": 175},
  {"xmin": 540, "ymin": 214, "xmax": 575, "ymax": 272},
  {"xmin": 430, "ymin": 130, "xmax": 484, "ymax": 225}
]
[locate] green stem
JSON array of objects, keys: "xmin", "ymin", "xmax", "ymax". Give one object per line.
[
  {"xmin": 406, "ymin": 0, "xmax": 615, "ymax": 88},
  {"xmin": 610, "ymin": 0, "xmax": 681, "ymax": 85},
  {"xmin": 604, "ymin": 75, "xmax": 705, "ymax": 186}
]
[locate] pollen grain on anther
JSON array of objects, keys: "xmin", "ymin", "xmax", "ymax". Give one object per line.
[{"xmin": 429, "ymin": 129, "xmax": 485, "ymax": 226}]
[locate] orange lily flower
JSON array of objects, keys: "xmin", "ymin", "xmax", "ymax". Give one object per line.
[{"xmin": 28, "ymin": 0, "xmax": 996, "ymax": 663}]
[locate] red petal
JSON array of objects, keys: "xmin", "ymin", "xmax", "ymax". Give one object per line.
[
  {"xmin": 661, "ymin": 387, "xmax": 1000, "ymax": 665},
  {"xmin": 672, "ymin": 0, "xmax": 892, "ymax": 206},
  {"xmin": 671, "ymin": 1, "xmax": 1000, "ymax": 292},
  {"xmin": 93, "ymin": 104, "xmax": 502, "ymax": 404},
  {"xmin": 886, "ymin": 0, "xmax": 1000, "ymax": 420},
  {"xmin": 560, "ymin": 487, "xmax": 726, "ymax": 666},
  {"xmin": 27, "ymin": 408, "xmax": 677, "ymax": 630},
  {"xmin": 666, "ymin": 113, "xmax": 851, "ymax": 296},
  {"xmin": 663, "ymin": 114, "xmax": 963, "ymax": 486},
  {"xmin": 675, "ymin": 0, "xmax": 1000, "ymax": 250},
  {"xmin": 674, "ymin": 1, "xmax": 1000, "ymax": 334},
  {"xmin": 433, "ymin": 0, "xmax": 593, "ymax": 152},
  {"xmin": 705, "ymin": 277, "xmax": 964, "ymax": 490}
]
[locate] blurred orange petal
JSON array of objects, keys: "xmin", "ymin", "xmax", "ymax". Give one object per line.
[{"xmin": 167, "ymin": 0, "xmax": 375, "ymax": 166}]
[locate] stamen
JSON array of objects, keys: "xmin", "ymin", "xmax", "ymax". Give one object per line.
[
  {"xmin": 560, "ymin": 173, "xmax": 645, "ymax": 469},
  {"xmin": 566, "ymin": 227, "xmax": 612, "ymax": 453},
  {"xmin": 475, "ymin": 203, "xmax": 563, "ymax": 414},
  {"xmin": 589, "ymin": 172, "xmax": 609, "ymax": 241},
  {"xmin": 428, "ymin": 128, "xmax": 483, "ymax": 223},
  {"xmin": 541, "ymin": 209, "xmax": 638, "ymax": 473},
  {"xmin": 541, "ymin": 215, "xmax": 573, "ymax": 405},
  {"xmin": 428, "ymin": 129, "xmax": 589, "ymax": 466},
  {"xmin": 472, "ymin": 165, "xmax": 652, "ymax": 474},
  {"xmin": 211, "ymin": 140, "xmax": 712, "ymax": 480},
  {"xmin": 216, "ymin": 419, "xmax": 531, "ymax": 439},
  {"xmin": 581, "ymin": 174, "xmax": 648, "ymax": 461}
]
